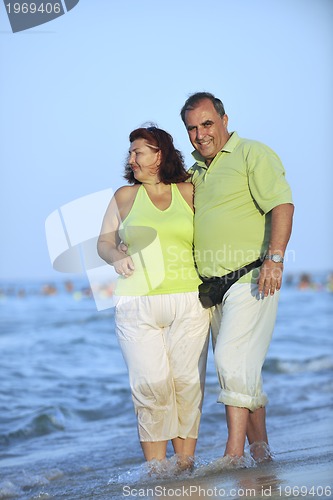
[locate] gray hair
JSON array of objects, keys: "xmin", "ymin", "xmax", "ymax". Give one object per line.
[{"xmin": 180, "ymin": 92, "xmax": 226, "ymax": 123}]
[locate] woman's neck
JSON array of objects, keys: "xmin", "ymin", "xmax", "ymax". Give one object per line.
[{"xmin": 142, "ymin": 180, "xmax": 168, "ymax": 190}]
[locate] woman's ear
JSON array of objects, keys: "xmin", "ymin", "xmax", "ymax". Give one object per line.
[{"xmin": 157, "ymin": 150, "xmax": 162, "ymax": 166}]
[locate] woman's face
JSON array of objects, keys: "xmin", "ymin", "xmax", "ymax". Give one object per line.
[{"xmin": 128, "ymin": 138, "xmax": 161, "ymax": 183}]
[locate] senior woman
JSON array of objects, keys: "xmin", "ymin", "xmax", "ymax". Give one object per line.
[{"xmin": 97, "ymin": 126, "xmax": 209, "ymax": 471}]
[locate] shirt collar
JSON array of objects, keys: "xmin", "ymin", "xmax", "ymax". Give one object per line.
[{"xmin": 191, "ymin": 131, "xmax": 240, "ymax": 168}]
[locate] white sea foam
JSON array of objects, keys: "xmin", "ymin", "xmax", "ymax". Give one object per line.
[{"xmin": 0, "ymin": 481, "xmax": 21, "ymax": 500}]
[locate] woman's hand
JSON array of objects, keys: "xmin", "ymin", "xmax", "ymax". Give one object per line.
[
  {"xmin": 114, "ymin": 256, "xmax": 135, "ymax": 277},
  {"xmin": 114, "ymin": 242, "xmax": 134, "ymax": 277}
]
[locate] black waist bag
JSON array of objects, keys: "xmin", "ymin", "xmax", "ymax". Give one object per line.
[{"xmin": 198, "ymin": 258, "xmax": 263, "ymax": 309}]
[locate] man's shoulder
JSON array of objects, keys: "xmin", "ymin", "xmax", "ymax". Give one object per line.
[
  {"xmin": 187, "ymin": 163, "xmax": 205, "ymax": 184},
  {"xmin": 236, "ymin": 135, "xmax": 277, "ymax": 156},
  {"xmin": 188, "ymin": 162, "xmax": 201, "ymax": 173},
  {"xmin": 188, "ymin": 158, "xmax": 205, "ymax": 173}
]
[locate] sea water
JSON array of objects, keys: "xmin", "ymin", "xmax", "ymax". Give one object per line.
[{"xmin": 0, "ymin": 274, "xmax": 332, "ymax": 499}]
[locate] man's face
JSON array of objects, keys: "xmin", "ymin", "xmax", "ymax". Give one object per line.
[{"xmin": 184, "ymin": 99, "xmax": 229, "ymax": 164}]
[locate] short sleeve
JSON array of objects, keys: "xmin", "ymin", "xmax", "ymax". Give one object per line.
[{"xmin": 247, "ymin": 143, "xmax": 293, "ymax": 214}]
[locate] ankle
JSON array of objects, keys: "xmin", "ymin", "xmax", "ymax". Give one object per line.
[
  {"xmin": 249, "ymin": 441, "xmax": 272, "ymax": 463},
  {"xmin": 176, "ymin": 453, "xmax": 194, "ymax": 472}
]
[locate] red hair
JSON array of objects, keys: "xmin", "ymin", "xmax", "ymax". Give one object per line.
[{"xmin": 124, "ymin": 127, "xmax": 189, "ymax": 184}]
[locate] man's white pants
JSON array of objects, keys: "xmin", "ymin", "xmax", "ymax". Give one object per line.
[{"xmin": 211, "ymin": 282, "xmax": 280, "ymax": 412}]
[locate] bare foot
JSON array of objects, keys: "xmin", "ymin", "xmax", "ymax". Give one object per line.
[
  {"xmin": 146, "ymin": 458, "xmax": 168, "ymax": 477},
  {"xmin": 176, "ymin": 454, "xmax": 194, "ymax": 473},
  {"xmin": 249, "ymin": 441, "xmax": 273, "ymax": 463}
]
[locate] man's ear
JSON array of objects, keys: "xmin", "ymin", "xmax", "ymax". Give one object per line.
[{"xmin": 223, "ymin": 114, "xmax": 229, "ymax": 128}]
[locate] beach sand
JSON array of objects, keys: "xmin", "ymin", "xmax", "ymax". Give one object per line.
[{"xmin": 146, "ymin": 461, "xmax": 333, "ymax": 500}]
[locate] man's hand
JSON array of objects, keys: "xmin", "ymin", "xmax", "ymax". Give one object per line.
[
  {"xmin": 258, "ymin": 202, "xmax": 293, "ymax": 296},
  {"xmin": 258, "ymin": 260, "xmax": 283, "ymax": 296}
]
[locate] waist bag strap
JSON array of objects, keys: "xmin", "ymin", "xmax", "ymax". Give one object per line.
[{"xmin": 199, "ymin": 257, "xmax": 263, "ymax": 307}]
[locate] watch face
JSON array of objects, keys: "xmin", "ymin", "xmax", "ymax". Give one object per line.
[{"xmin": 265, "ymin": 254, "xmax": 283, "ymax": 263}]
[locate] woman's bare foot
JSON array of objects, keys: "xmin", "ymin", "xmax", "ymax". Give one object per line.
[
  {"xmin": 176, "ymin": 454, "xmax": 194, "ymax": 472},
  {"xmin": 249, "ymin": 441, "xmax": 273, "ymax": 463}
]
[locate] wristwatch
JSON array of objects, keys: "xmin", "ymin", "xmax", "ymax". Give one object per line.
[{"xmin": 265, "ymin": 254, "xmax": 284, "ymax": 263}]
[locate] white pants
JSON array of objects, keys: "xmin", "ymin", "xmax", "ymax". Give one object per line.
[
  {"xmin": 115, "ymin": 292, "xmax": 210, "ymax": 442},
  {"xmin": 211, "ymin": 282, "xmax": 280, "ymax": 412}
]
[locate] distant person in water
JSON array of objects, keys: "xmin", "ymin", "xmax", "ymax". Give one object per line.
[
  {"xmin": 298, "ymin": 273, "xmax": 316, "ymax": 290},
  {"xmin": 326, "ymin": 273, "xmax": 333, "ymax": 292},
  {"xmin": 97, "ymin": 126, "xmax": 210, "ymax": 471}
]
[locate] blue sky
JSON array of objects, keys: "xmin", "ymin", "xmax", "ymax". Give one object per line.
[{"xmin": 1, "ymin": 0, "xmax": 332, "ymax": 282}]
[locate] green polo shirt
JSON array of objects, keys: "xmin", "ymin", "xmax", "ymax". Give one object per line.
[{"xmin": 190, "ymin": 132, "xmax": 293, "ymax": 282}]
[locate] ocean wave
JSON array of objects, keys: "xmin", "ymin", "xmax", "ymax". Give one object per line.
[
  {"xmin": 0, "ymin": 469, "xmax": 64, "ymax": 500},
  {"xmin": 264, "ymin": 355, "xmax": 333, "ymax": 374},
  {"xmin": 0, "ymin": 394, "xmax": 133, "ymax": 450},
  {"xmin": 0, "ymin": 407, "xmax": 67, "ymax": 446},
  {"xmin": 0, "ymin": 481, "xmax": 21, "ymax": 499}
]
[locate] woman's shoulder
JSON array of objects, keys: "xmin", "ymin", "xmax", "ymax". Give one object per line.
[
  {"xmin": 114, "ymin": 184, "xmax": 141, "ymax": 203},
  {"xmin": 175, "ymin": 181, "xmax": 194, "ymax": 196},
  {"xmin": 176, "ymin": 182, "xmax": 194, "ymax": 198},
  {"xmin": 174, "ymin": 182, "xmax": 194, "ymax": 209},
  {"xmin": 113, "ymin": 184, "xmax": 141, "ymax": 220}
]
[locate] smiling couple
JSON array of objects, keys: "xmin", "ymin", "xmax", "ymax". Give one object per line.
[{"xmin": 97, "ymin": 91, "xmax": 294, "ymax": 472}]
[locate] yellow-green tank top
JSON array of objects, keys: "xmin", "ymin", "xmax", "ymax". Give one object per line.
[{"xmin": 115, "ymin": 184, "xmax": 201, "ymax": 296}]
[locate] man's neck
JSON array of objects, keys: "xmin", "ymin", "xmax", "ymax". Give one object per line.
[{"xmin": 204, "ymin": 132, "xmax": 232, "ymax": 167}]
